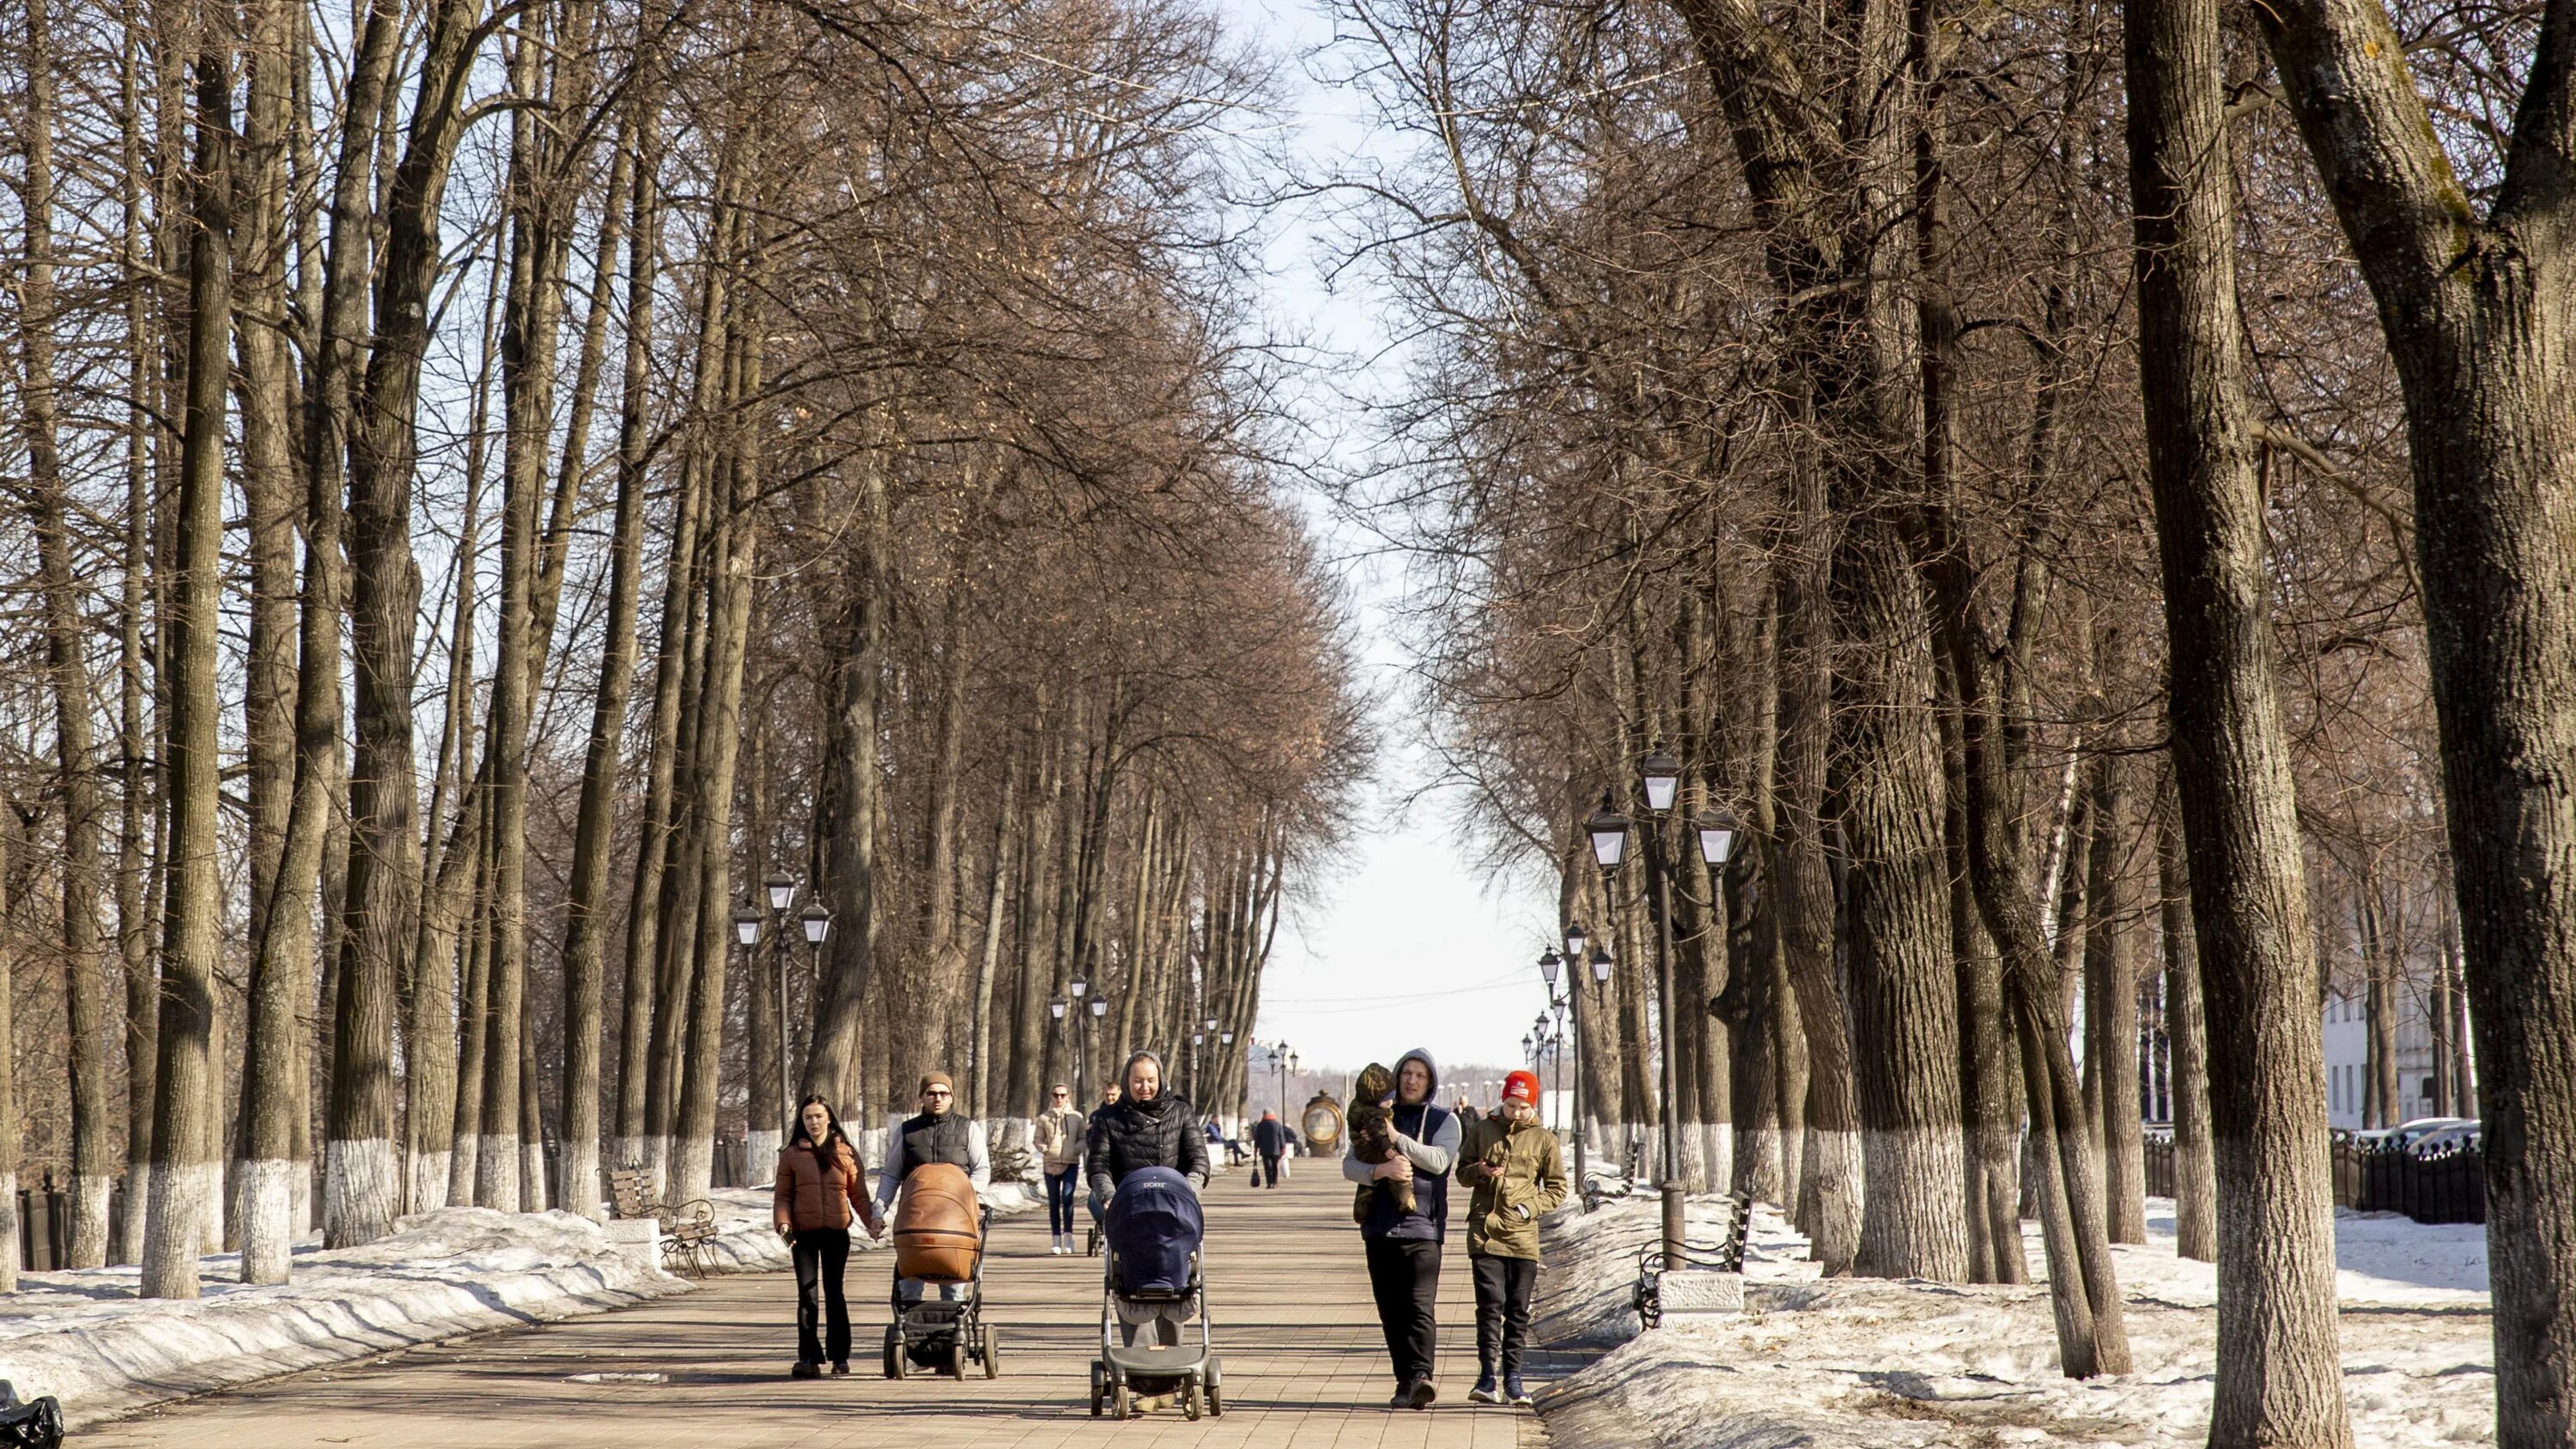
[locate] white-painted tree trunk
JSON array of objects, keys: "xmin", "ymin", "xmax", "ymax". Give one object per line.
[
  {"xmin": 610, "ymin": 1135, "xmax": 649, "ymax": 1178},
  {"xmin": 519, "ymin": 1139, "xmax": 545, "ymax": 1211},
  {"xmin": 70, "ymin": 1174, "xmax": 112, "ymax": 1269},
  {"xmin": 324, "ymin": 1137, "xmax": 398, "ymax": 1247},
  {"xmin": 142, "ymin": 1159, "xmax": 216, "ymax": 1298},
  {"xmin": 118, "ymin": 1161, "xmax": 153, "ymax": 1266},
  {"xmin": 447, "ymin": 1131, "xmax": 480, "ymax": 1207},
  {"xmin": 409, "ymin": 1149, "xmax": 450, "ymax": 1217},
  {"xmin": 237, "ymin": 1158, "xmax": 297, "ymax": 1283},
  {"xmin": 561, "ymin": 1137, "xmax": 603, "ymax": 1222},
  {"xmin": 669, "ymin": 1133, "xmax": 713, "ymax": 1207},
  {"xmin": 476, "ymin": 1132, "xmax": 521, "ymax": 1212},
  {"xmin": 746, "ymin": 1128, "xmax": 781, "ymax": 1186},
  {"xmin": 0, "ymin": 1170, "xmax": 19, "ymax": 1291}
]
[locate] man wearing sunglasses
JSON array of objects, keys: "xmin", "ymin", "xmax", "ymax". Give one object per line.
[{"xmin": 874, "ymin": 1072, "xmax": 992, "ymax": 1220}]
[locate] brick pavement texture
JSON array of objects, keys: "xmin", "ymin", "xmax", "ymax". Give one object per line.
[{"xmin": 83, "ymin": 1165, "xmax": 1549, "ymax": 1449}]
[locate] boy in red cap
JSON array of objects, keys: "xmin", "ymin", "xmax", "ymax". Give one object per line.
[{"xmin": 1455, "ymin": 1069, "xmax": 1566, "ymax": 1405}]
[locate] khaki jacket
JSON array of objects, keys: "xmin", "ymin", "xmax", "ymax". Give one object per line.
[
  {"xmin": 1455, "ymin": 1114, "xmax": 1567, "ymax": 1260},
  {"xmin": 1036, "ymin": 1105, "xmax": 1091, "ymax": 1173},
  {"xmin": 774, "ymin": 1138, "xmax": 876, "ymax": 1234}
]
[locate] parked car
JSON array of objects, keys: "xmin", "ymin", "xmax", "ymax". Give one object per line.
[
  {"xmin": 2355, "ymin": 1116, "xmax": 2473, "ymax": 1152},
  {"xmin": 2408, "ymin": 1122, "xmax": 2482, "ymax": 1158}
]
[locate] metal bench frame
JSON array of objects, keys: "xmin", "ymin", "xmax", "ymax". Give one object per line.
[
  {"xmin": 1632, "ymin": 1191, "xmax": 1753, "ymax": 1330},
  {"xmin": 607, "ymin": 1165, "xmax": 718, "ymax": 1277}
]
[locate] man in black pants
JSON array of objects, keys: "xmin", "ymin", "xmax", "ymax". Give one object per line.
[
  {"xmin": 1252, "ymin": 1111, "xmax": 1291, "ymax": 1187},
  {"xmin": 1345, "ymin": 1049, "xmax": 1459, "ymax": 1409},
  {"xmin": 1457, "ymin": 1070, "xmax": 1566, "ymax": 1405}
]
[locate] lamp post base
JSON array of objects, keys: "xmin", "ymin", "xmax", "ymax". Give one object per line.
[{"xmin": 1661, "ymin": 1179, "xmax": 1687, "ymax": 1268}]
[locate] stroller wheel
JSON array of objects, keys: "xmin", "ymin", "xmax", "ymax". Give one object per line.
[
  {"xmin": 1183, "ymin": 1379, "xmax": 1203, "ymax": 1422},
  {"xmin": 1112, "ymin": 1382, "xmax": 1132, "ymax": 1421},
  {"xmin": 884, "ymin": 1326, "xmax": 908, "ymax": 1380},
  {"xmin": 981, "ymin": 1325, "xmax": 1001, "ymax": 1379},
  {"xmin": 1090, "ymin": 1362, "xmax": 1105, "ymax": 1416},
  {"xmin": 946, "ymin": 1338, "xmax": 969, "ymax": 1378}
]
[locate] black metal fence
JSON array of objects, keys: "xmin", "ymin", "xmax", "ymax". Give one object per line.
[{"xmin": 2146, "ymin": 1135, "xmax": 2486, "ymax": 1226}]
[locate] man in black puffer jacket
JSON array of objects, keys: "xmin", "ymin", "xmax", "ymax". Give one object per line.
[{"xmin": 1085, "ymin": 1051, "xmax": 1210, "ymax": 1206}]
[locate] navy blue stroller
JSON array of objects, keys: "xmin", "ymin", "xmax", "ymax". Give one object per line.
[{"xmin": 1090, "ymin": 1167, "xmax": 1222, "ymax": 1420}]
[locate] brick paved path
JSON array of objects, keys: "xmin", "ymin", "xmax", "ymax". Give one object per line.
[{"xmin": 87, "ymin": 1163, "xmax": 1546, "ymax": 1449}]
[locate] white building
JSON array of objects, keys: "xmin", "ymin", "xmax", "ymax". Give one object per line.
[{"xmin": 2320, "ymin": 986, "xmax": 2476, "ymax": 1131}]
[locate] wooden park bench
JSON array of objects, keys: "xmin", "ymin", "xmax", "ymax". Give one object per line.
[
  {"xmin": 607, "ymin": 1166, "xmax": 720, "ymax": 1278},
  {"xmin": 1633, "ymin": 1191, "xmax": 1754, "ymax": 1330}
]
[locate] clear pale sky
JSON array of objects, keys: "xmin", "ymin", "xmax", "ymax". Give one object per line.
[{"xmin": 1209, "ymin": 0, "xmax": 1569, "ymax": 1079}]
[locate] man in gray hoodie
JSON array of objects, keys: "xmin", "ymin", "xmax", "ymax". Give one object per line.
[{"xmin": 1344, "ymin": 1047, "xmax": 1461, "ymax": 1409}]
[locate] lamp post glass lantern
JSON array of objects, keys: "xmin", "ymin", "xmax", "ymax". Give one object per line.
[
  {"xmin": 799, "ymin": 904, "xmax": 830, "ymax": 945},
  {"xmin": 1695, "ymin": 807, "xmax": 1738, "ymax": 867},
  {"xmin": 732, "ymin": 905, "xmax": 761, "ymax": 947},
  {"xmin": 1564, "ymin": 922, "xmax": 1587, "ymax": 962},
  {"xmin": 1590, "ymin": 945, "xmax": 1613, "ymax": 985},
  {"xmin": 1641, "ymin": 749, "xmax": 1682, "ymax": 814},
  {"xmin": 764, "ymin": 871, "xmax": 796, "ymax": 913},
  {"xmin": 1587, "ymin": 796, "xmax": 1631, "ymax": 870}
]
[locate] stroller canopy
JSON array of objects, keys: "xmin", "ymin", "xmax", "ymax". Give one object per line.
[{"xmin": 1103, "ymin": 1167, "xmax": 1202, "ymax": 1294}]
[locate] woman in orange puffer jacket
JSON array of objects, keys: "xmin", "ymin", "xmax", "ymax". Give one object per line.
[{"xmin": 774, "ymin": 1095, "xmax": 884, "ymax": 1377}]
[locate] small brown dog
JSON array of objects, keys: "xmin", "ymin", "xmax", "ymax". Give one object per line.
[{"xmin": 1347, "ymin": 1062, "xmax": 1416, "ymax": 1223}]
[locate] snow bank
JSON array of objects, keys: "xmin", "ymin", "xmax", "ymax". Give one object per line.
[
  {"xmin": 3, "ymin": 1174, "xmax": 1040, "ymax": 1430},
  {"xmin": 1534, "ymin": 1193, "xmax": 2496, "ymax": 1448}
]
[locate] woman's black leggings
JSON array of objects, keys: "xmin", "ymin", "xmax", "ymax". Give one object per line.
[{"xmin": 792, "ymin": 1228, "xmax": 852, "ymax": 1366}]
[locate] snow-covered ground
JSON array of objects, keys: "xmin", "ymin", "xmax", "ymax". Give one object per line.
[
  {"xmin": 3, "ymin": 1176, "xmax": 1042, "ymax": 1429},
  {"xmin": 1534, "ymin": 1195, "xmax": 2496, "ymax": 1447}
]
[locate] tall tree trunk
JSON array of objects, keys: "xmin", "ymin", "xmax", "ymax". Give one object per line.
[
  {"xmin": 2082, "ymin": 758, "xmax": 2148, "ymax": 1243},
  {"xmin": 114, "ymin": 27, "xmax": 161, "ymax": 1265},
  {"xmin": 0, "ymin": 819, "xmax": 18, "ymax": 1288},
  {"xmin": 671, "ymin": 362, "xmax": 759, "ymax": 1203},
  {"xmin": 2157, "ymin": 785, "xmax": 2216, "ymax": 1261},
  {"xmin": 805, "ymin": 439, "xmax": 889, "ymax": 1110},
  {"xmin": 142, "ymin": 27, "xmax": 234, "ymax": 1297},
  {"xmin": 231, "ymin": 0, "xmax": 313, "ymax": 1282},
  {"xmin": 332, "ymin": 0, "xmax": 488, "ymax": 1247},
  {"xmin": 2246, "ymin": 0, "xmax": 2576, "ymax": 1432},
  {"xmin": 2128, "ymin": 0, "xmax": 2348, "ymax": 1429},
  {"xmin": 16, "ymin": 0, "xmax": 115, "ymax": 1269}
]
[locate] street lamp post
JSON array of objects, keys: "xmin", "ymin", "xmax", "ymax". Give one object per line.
[
  {"xmin": 1585, "ymin": 757, "xmax": 1736, "ymax": 1274},
  {"xmin": 1088, "ymin": 996, "xmax": 1109, "ymax": 1094},
  {"xmin": 762, "ymin": 873, "xmax": 796, "ymax": 1140},
  {"xmin": 732, "ymin": 906, "xmax": 764, "ymax": 1160},
  {"xmin": 796, "ymin": 903, "xmax": 830, "ymax": 1102}
]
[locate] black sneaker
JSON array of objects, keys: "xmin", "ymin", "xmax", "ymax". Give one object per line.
[
  {"xmin": 1506, "ymin": 1375, "xmax": 1534, "ymax": 1406},
  {"xmin": 1467, "ymin": 1373, "xmax": 1500, "ymax": 1404},
  {"xmin": 791, "ymin": 1361, "xmax": 821, "ymax": 1379},
  {"xmin": 830, "ymin": 1361, "xmax": 850, "ymax": 1376},
  {"xmin": 1388, "ymin": 1378, "xmax": 1416, "ymax": 1409},
  {"xmin": 1411, "ymin": 1378, "xmax": 1439, "ymax": 1410}
]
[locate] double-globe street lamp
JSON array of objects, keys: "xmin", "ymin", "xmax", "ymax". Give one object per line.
[
  {"xmin": 1585, "ymin": 748, "xmax": 1736, "ymax": 1269},
  {"xmin": 733, "ymin": 877, "xmax": 832, "ymax": 1149},
  {"xmin": 1540, "ymin": 921, "xmax": 1616, "ymax": 1208}
]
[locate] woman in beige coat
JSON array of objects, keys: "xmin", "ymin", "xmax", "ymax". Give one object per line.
[{"xmin": 774, "ymin": 1095, "xmax": 884, "ymax": 1377}]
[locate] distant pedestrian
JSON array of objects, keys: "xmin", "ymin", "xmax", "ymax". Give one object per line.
[
  {"xmin": 1458, "ymin": 1070, "xmax": 1566, "ymax": 1407},
  {"xmin": 774, "ymin": 1095, "xmax": 883, "ymax": 1378},
  {"xmin": 1346, "ymin": 1049, "xmax": 1459, "ymax": 1410},
  {"xmin": 1036, "ymin": 1083, "xmax": 1089, "ymax": 1255},
  {"xmin": 1252, "ymin": 1111, "xmax": 1291, "ymax": 1187},
  {"xmin": 875, "ymin": 1072, "xmax": 990, "ymax": 1222}
]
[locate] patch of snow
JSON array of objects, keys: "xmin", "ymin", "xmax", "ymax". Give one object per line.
[{"xmin": 1534, "ymin": 1192, "xmax": 2495, "ymax": 1447}]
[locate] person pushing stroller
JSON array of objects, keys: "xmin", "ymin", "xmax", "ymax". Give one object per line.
[{"xmin": 1086, "ymin": 1052, "xmax": 1209, "ymax": 1349}]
